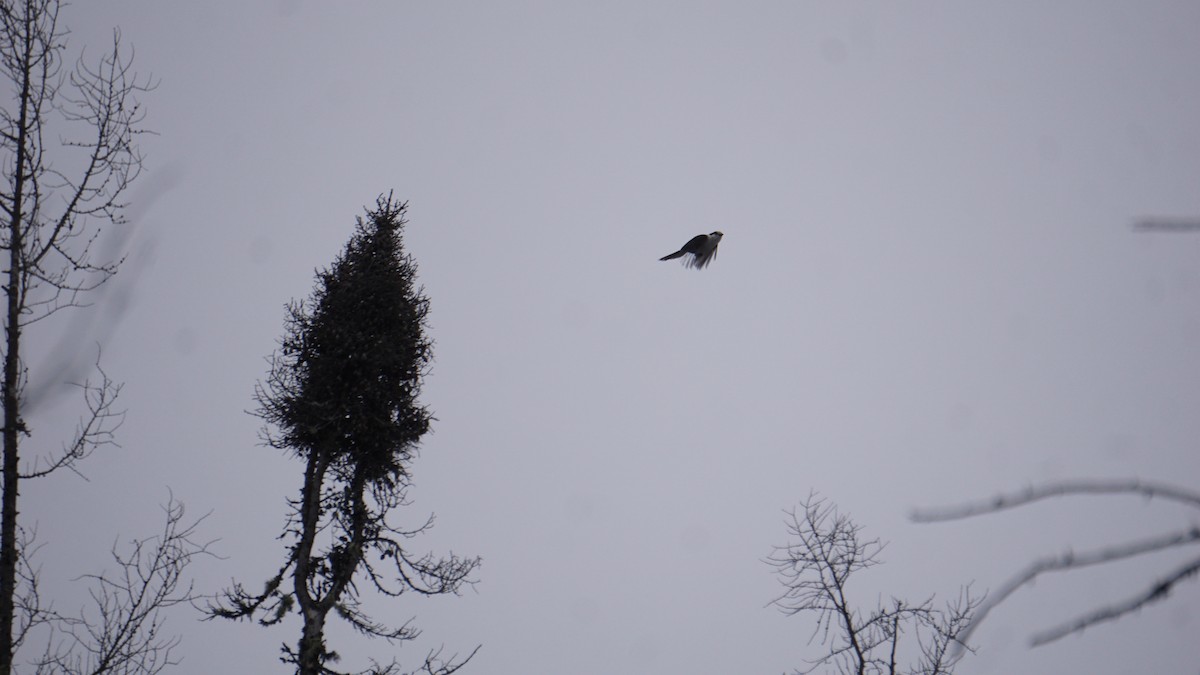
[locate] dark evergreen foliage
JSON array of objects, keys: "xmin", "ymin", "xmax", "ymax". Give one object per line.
[
  {"xmin": 262, "ymin": 194, "xmax": 432, "ymax": 485},
  {"xmin": 211, "ymin": 195, "xmax": 479, "ymax": 675}
]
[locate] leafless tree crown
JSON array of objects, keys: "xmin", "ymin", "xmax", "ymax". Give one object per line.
[
  {"xmin": 18, "ymin": 498, "xmax": 214, "ymax": 675},
  {"xmin": 768, "ymin": 494, "xmax": 979, "ymax": 675}
]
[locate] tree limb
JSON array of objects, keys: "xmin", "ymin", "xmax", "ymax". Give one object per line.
[
  {"xmin": 913, "ymin": 479, "xmax": 1200, "ymax": 652},
  {"xmin": 911, "ymin": 479, "xmax": 1200, "ymax": 523},
  {"xmin": 1030, "ymin": 555, "xmax": 1200, "ymax": 646}
]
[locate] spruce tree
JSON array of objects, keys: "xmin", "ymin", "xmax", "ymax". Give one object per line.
[{"xmin": 212, "ymin": 195, "xmax": 479, "ymax": 675}]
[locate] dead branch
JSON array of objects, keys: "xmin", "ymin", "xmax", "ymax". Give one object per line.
[
  {"xmin": 911, "ymin": 479, "xmax": 1200, "ymax": 522},
  {"xmin": 33, "ymin": 497, "xmax": 214, "ymax": 675},
  {"xmin": 20, "ymin": 351, "xmax": 122, "ymax": 480},
  {"xmin": 1030, "ymin": 555, "xmax": 1200, "ymax": 646},
  {"xmin": 768, "ymin": 493, "xmax": 978, "ymax": 675},
  {"xmin": 913, "ymin": 479, "xmax": 1200, "ymax": 651}
]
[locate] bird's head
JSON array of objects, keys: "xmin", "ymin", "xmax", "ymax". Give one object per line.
[{"xmin": 711, "ymin": 231, "xmax": 724, "ymax": 238}]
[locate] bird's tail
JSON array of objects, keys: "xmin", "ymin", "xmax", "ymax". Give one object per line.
[{"xmin": 659, "ymin": 250, "xmax": 685, "ymax": 261}]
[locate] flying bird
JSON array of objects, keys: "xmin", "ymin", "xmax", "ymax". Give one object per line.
[{"xmin": 659, "ymin": 231, "xmax": 724, "ymax": 269}]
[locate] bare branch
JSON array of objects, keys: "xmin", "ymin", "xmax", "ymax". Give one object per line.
[
  {"xmin": 204, "ymin": 564, "xmax": 294, "ymax": 627},
  {"xmin": 767, "ymin": 493, "xmax": 978, "ymax": 675},
  {"xmin": 1030, "ymin": 555, "xmax": 1200, "ymax": 645},
  {"xmin": 20, "ymin": 348, "xmax": 122, "ymax": 479},
  {"xmin": 11, "ymin": 524, "xmax": 53, "ymax": 658},
  {"xmin": 404, "ymin": 645, "xmax": 480, "ymax": 675},
  {"xmin": 914, "ymin": 479, "xmax": 1200, "ymax": 653},
  {"xmin": 948, "ymin": 527, "xmax": 1200, "ymax": 653},
  {"xmin": 32, "ymin": 497, "xmax": 215, "ymax": 675},
  {"xmin": 1133, "ymin": 217, "xmax": 1200, "ymax": 232},
  {"xmin": 911, "ymin": 479, "xmax": 1200, "ymax": 522}
]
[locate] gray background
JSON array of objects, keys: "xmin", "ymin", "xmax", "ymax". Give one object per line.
[{"xmin": 19, "ymin": 2, "xmax": 1200, "ymax": 674}]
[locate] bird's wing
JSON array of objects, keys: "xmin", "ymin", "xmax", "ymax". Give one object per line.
[
  {"xmin": 680, "ymin": 234, "xmax": 709, "ymax": 254},
  {"xmin": 689, "ymin": 245, "xmax": 718, "ymax": 269},
  {"xmin": 686, "ymin": 235, "xmax": 720, "ymax": 269}
]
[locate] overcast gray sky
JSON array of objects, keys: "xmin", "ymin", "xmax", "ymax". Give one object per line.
[{"xmin": 17, "ymin": 2, "xmax": 1200, "ymax": 674}]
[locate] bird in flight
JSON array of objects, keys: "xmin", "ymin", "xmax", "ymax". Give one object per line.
[{"xmin": 659, "ymin": 231, "xmax": 724, "ymax": 269}]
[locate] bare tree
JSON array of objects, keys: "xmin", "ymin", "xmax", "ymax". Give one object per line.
[
  {"xmin": 912, "ymin": 479, "xmax": 1200, "ymax": 650},
  {"xmin": 0, "ymin": 0, "xmax": 154, "ymax": 671},
  {"xmin": 767, "ymin": 493, "xmax": 980, "ymax": 675},
  {"xmin": 208, "ymin": 196, "xmax": 480, "ymax": 675},
  {"xmin": 16, "ymin": 498, "xmax": 213, "ymax": 675}
]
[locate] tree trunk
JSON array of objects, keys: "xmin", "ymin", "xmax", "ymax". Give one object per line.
[
  {"xmin": 0, "ymin": 247, "xmax": 21, "ymax": 675},
  {"xmin": 297, "ymin": 606, "xmax": 326, "ymax": 675},
  {"xmin": 0, "ymin": 14, "xmax": 33, "ymax": 668},
  {"xmin": 293, "ymin": 449, "xmax": 330, "ymax": 675}
]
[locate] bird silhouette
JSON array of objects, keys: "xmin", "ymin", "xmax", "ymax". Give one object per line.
[{"xmin": 659, "ymin": 231, "xmax": 723, "ymax": 269}]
